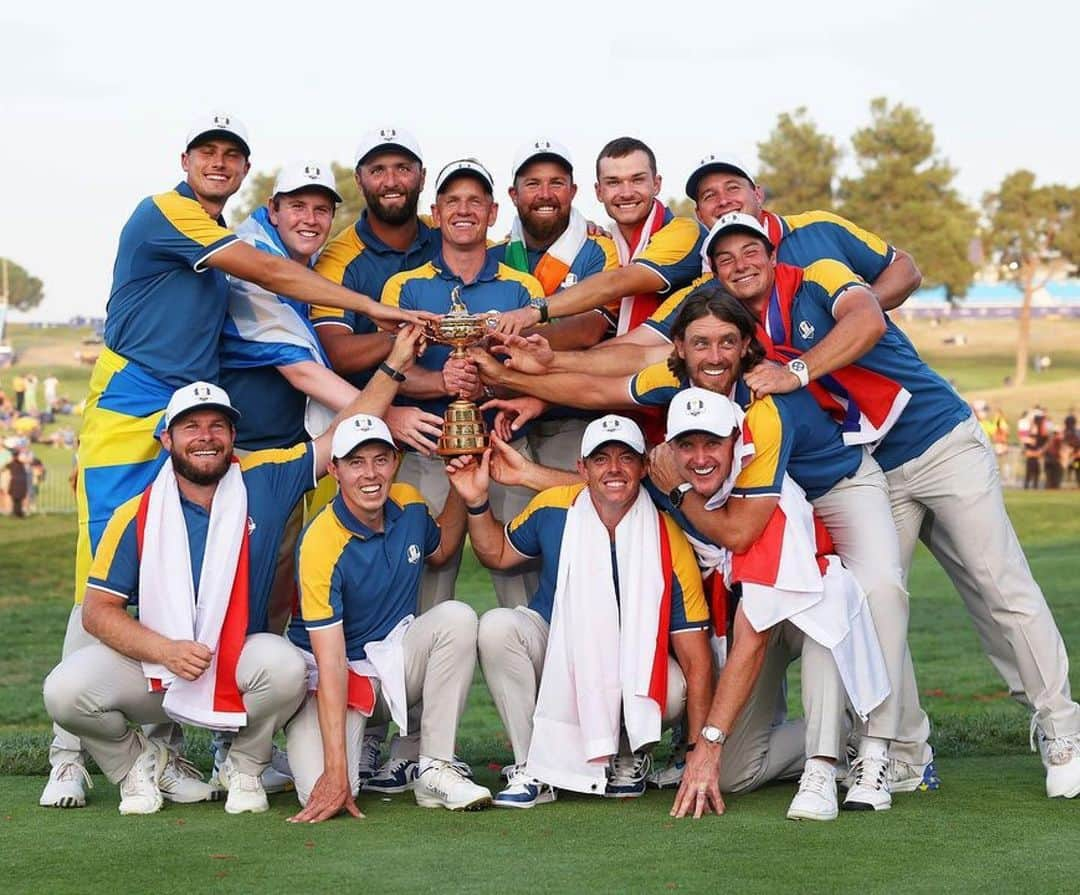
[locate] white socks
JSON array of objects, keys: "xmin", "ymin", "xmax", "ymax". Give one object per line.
[{"xmin": 858, "ymin": 736, "xmax": 889, "ymax": 761}]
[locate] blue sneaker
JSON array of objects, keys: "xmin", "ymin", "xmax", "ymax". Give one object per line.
[
  {"xmin": 493, "ymin": 766, "xmax": 557, "ymax": 809},
  {"xmin": 362, "ymin": 758, "xmax": 419, "ymax": 794},
  {"xmin": 604, "ymin": 752, "xmax": 651, "ymax": 798}
]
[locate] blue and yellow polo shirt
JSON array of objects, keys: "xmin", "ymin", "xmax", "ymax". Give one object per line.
[
  {"xmin": 86, "ymin": 444, "xmax": 318, "ymax": 634},
  {"xmin": 311, "ymin": 212, "xmax": 441, "ymax": 388},
  {"xmin": 628, "ymin": 363, "xmax": 859, "ymax": 500},
  {"xmin": 288, "ymin": 484, "xmax": 440, "ymax": 661},
  {"xmin": 382, "ymin": 250, "xmax": 544, "ymax": 425},
  {"xmin": 505, "ymin": 482, "xmax": 707, "ymax": 630},
  {"xmin": 644, "ymin": 209, "xmax": 896, "ymax": 341},
  {"xmin": 633, "ymin": 209, "xmax": 707, "ymax": 295},
  {"xmin": 103, "ymin": 181, "xmax": 239, "ymax": 387},
  {"xmin": 766, "ymin": 258, "xmax": 970, "ymax": 472}
]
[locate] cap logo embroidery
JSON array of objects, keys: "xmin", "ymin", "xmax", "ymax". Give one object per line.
[
  {"xmin": 601, "ymin": 418, "xmax": 621, "ymax": 432},
  {"xmin": 380, "ymin": 128, "xmax": 397, "ymax": 139},
  {"xmin": 685, "ymin": 398, "xmax": 705, "ymax": 416},
  {"xmin": 304, "ymin": 165, "xmax": 320, "ymax": 178},
  {"xmin": 535, "ymin": 140, "xmax": 551, "ymax": 150},
  {"xmin": 193, "ymin": 385, "xmax": 213, "ymax": 401},
  {"xmin": 355, "ymin": 417, "xmax": 374, "ymax": 432},
  {"xmin": 213, "ymin": 115, "xmax": 231, "ymax": 127}
]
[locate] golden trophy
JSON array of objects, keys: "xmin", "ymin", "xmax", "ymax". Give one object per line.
[{"xmin": 425, "ymin": 287, "xmax": 500, "ymax": 457}]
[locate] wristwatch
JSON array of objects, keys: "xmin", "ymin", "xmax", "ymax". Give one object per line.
[
  {"xmin": 529, "ymin": 296, "xmax": 550, "ymax": 324},
  {"xmin": 701, "ymin": 724, "xmax": 727, "ymax": 746},
  {"xmin": 668, "ymin": 482, "xmax": 693, "ymax": 508},
  {"xmin": 786, "ymin": 358, "xmax": 810, "ymax": 388}
]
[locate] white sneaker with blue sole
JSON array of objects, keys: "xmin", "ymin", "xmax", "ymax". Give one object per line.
[{"xmin": 494, "ymin": 766, "xmax": 557, "ymax": 809}]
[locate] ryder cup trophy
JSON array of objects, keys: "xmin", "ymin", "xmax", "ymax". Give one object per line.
[{"xmin": 426, "ymin": 287, "xmax": 500, "ymax": 457}]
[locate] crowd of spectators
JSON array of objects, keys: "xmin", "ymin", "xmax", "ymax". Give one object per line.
[{"xmin": 974, "ymin": 401, "xmax": 1080, "ymax": 489}]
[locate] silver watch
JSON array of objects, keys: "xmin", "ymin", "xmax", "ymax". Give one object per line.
[{"xmin": 701, "ymin": 724, "xmax": 727, "ymax": 745}]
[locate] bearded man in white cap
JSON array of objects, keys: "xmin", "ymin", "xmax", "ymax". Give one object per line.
[{"xmin": 446, "ymin": 415, "xmax": 713, "ymax": 808}]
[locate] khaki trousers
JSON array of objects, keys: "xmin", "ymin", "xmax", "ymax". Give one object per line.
[
  {"xmin": 811, "ymin": 449, "xmax": 924, "ymax": 749},
  {"xmin": 44, "ymin": 633, "xmax": 307, "ymax": 781},
  {"xmin": 285, "ymin": 601, "xmax": 479, "ymax": 805},
  {"xmin": 396, "ymin": 438, "xmax": 538, "ymax": 613},
  {"xmin": 888, "ymin": 415, "xmax": 1080, "ymax": 752},
  {"xmin": 526, "ymin": 417, "xmax": 591, "ymax": 473}
]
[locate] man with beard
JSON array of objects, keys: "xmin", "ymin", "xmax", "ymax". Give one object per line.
[
  {"xmin": 494, "ymin": 137, "xmax": 705, "ymax": 337},
  {"xmin": 471, "ymin": 286, "xmax": 917, "ymax": 811},
  {"xmin": 312, "ymin": 127, "xmax": 447, "ymax": 455},
  {"xmin": 703, "ymin": 212, "xmax": 1080, "ymax": 800},
  {"xmin": 489, "ymin": 138, "xmax": 619, "ymax": 471},
  {"xmin": 42, "ymin": 331, "xmax": 425, "ymax": 815}
]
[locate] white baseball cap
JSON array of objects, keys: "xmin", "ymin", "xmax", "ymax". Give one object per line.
[
  {"xmin": 163, "ymin": 381, "xmax": 241, "ymax": 428},
  {"xmin": 511, "ymin": 138, "xmax": 574, "ymax": 180},
  {"xmin": 685, "ymin": 153, "xmax": 756, "ymax": 200},
  {"xmin": 666, "ymin": 387, "xmax": 738, "ymax": 442},
  {"xmin": 353, "ymin": 126, "xmax": 422, "ymax": 169},
  {"xmin": 435, "ymin": 158, "xmax": 495, "ymax": 195},
  {"xmin": 701, "ymin": 211, "xmax": 774, "ymax": 265},
  {"xmin": 272, "ymin": 160, "xmax": 343, "ymax": 203},
  {"xmin": 580, "ymin": 415, "xmax": 646, "ymax": 459},
  {"xmin": 185, "ymin": 112, "xmax": 250, "ymax": 157},
  {"xmin": 331, "ymin": 414, "xmax": 397, "ymax": 460}
]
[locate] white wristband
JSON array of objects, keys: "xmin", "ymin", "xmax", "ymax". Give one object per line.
[{"xmin": 786, "ymin": 358, "xmax": 810, "ymax": 388}]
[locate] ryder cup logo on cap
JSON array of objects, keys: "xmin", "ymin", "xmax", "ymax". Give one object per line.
[
  {"xmin": 580, "ymin": 414, "xmax": 646, "ymax": 459},
  {"xmin": 272, "ymin": 160, "xmax": 344, "ymax": 203},
  {"xmin": 331, "ymin": 414, "xmax": 396, "ymax": 460},
  {"xmin": 666, "ymin": 387, "xmax": 738, "ymax": 442},
  {"xmin": 702, "ymin": 211, "xmax": 774, "ymax": 264},
  {"xmin": 511, "ymin": 137, "xmax": 574, "ymax": 179},
  {"xmin": 435, "ymin": 158, "xmax": 495, "ymax": 195},
  {"xmin": 163, "ymin": 381, "xmax": 241, "ymax": 428},
  {"xmin": 353, "ymin": 126, "xmax": 423, "ymax": 168},
  {"xmin": 685, "ymin": 153, "xmax": 756, "ymax": 200},
  {"xmin": 185, "ymin": 112, "xmax": 250, "ymax": 156}
]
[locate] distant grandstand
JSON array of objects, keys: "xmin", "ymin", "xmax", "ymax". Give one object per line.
[{"xmin": 898, "ymin": 281, "xmax": 1080, "ymax": 319}]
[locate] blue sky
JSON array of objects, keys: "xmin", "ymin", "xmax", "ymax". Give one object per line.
[{"xmin": 2, "ymin": 0, "xmax": 1076, "ymax": 320}]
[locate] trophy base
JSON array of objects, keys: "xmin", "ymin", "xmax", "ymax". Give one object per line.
[{"xmin": 436, "ymin": 399, "xmax": 489, "ymax": 458}]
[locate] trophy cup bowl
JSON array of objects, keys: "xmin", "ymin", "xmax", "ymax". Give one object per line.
[{"xmin": 425, "ymin": 309, "xmax": 500, "ymax": 457}]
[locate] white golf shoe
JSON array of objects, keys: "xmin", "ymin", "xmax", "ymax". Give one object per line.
[
  {"xmin": 414, "ymin": 760, "xmax": 492, "ymax": 811},
  {"xmin": 842, "ymin": 755, "xmax": 892, "ymax": 811},
  {"xmin": 493, "ymin": 765, "xmax": 557, "ymax": 809},
  {"xmin": 219, "ymin": 756, "xmax": 269, "ymax": 814},
  {"xmin": 118, "ymin": 737, "xmax": 166, "ymax": 816},
  {"xmin": 787, "ymin": 762, "xmax": 838, "ymax": 821},
  {"xmin": 39, "ymin": 760, "xmax": 93, "ymax": 808},
  {"xmin": 159, "ymin": 750, "xmax": 214, "ymax": 803},
  {"xmin": 1031, "ymin": 718, "xmax": 1080, "ymax": 799}
]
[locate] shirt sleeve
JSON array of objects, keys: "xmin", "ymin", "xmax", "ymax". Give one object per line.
[
  {"xmin": 633, "ymin": 217, "xmax": 707, "ymax": 295},
  {"xmin": 149, "ymin": 192, "xmax": 238, "ymax": 272},
  {"xmin": 797, "ymin": 211, "xmax": 895, "ymax": 284},
  {"xmin": 643, "ymin": 274, "xmax": 709, "ymax": 341},
  {"xmin": 628, "ymin": 361, "xmax": 681, "ymax": 406},
  {"xmin": 506, "ymin": 498, "xmax": 546, "ymax": 558},
  {"xmin": 240, "ymin": 443, "xmax": 318, "ymax": 505},
  {"xmin": 732, "ymin": 397, "xmax": 791, "ymax": 497},
  {"xmin": 382, "ymin": 272, "xmax": 410, "ymax": 309},
  {"xmin": 424, "ymin": 507, "xmax": 441, "ymax": 557},
  {"xmin": 297, "ymin": 519, "xmax": 345, "ymax": 630},
  {"xmin": 86, "ymin": 496, "xmax": 142, "ymax": 604},
  {"xmin": 665, "ymin": 517, "xmax": 710, "ymax": 631},
  {"xmin": 802, "ymin": 259, "xmax": 867, "ymax": 317}
]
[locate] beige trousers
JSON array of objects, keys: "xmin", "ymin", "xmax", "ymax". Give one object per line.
[
  {"xmin": 285, "ymin": 601, "xmax": 479, "ymax": 806},
  {"xmin": 396, "ymin": 438, "xmax": 538, "ymax": 613},
  {"xmin": 526, "ymin": 417, "xmax": 591, "ymax": 473},
  {"xmin": 888, "ymin": 415, "xmax": 1080, "ymax": 753},
  {"xmin": 44, "ymin": 633, "xmax": 307, "ymax": 781}
]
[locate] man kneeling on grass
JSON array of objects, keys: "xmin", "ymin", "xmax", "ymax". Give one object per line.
[
  {"xmin": 446, "ymin": 415, "xmax": 714, "ymax": 808},
  {"xmin": 283, "ymin": 414, "xmax": 490, "ymax": 821}
]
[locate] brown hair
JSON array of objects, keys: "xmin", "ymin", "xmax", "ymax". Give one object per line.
[
  {"xmin": 595, "ymin": 137, "xmax": 657, "ymax": 179},
  {"xmin": 667, "ymin": 283, "xmax": 765, "ymax": 380}
]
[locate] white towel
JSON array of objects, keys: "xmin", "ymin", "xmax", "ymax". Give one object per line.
[
  {"xmin": 138, "ymin": 461, "xmax": 249, "ymax": 731},
  {"xmin": 527, "ymin": 488, "xmax": 666, "ymax": 794}
]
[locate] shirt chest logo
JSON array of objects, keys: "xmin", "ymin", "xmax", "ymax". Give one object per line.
[
  {"xmin": 798, "ymin": 320, "xmax": 815, "ymax": 341},
  {"xmin": 247, "ymin": 516, "xmax": 257, "ymax": 535},
  {"xmin": 407, "ymin": 544, "xmax": 421, "ymax": 564},
  {"xmin": 561, "ymin": 273, "xmax": 578, "ymax": 289}
]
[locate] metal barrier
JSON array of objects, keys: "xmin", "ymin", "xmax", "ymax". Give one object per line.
[{"xmin": 30, "ymin": 474, "xmax": 77, "ymax": 515}]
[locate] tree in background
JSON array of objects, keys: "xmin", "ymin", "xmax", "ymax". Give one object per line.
[
  {"xmin": 838, "ymin": 97, "xmax": 977, "ymax": 299},
  {"xmin": 228, "ymin": 163, "xmax": 365, "ymax": 238},
  {"xmin": 756, "ymin": 107, "xmax": 840, "ymax": 214},
  {"xmin": 983, "ymin": 171, "xmax": 1080, "ymax": 387},
  {"xmin": 0, "ymin": 258, "xmax": 45, "ymax": 311}
]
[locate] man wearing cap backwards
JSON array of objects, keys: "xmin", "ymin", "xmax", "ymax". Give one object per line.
[
  {"xmin": 43, "ymin": 331, "xmax": 423, "ymax": 816},
  {"xmin": 471, "ymin": 285, "xmax": 918, "ymax": 810},
  {"xmin": 445, "ymin": 416, "xmax": 712, "ymax": 808},
  {"xmin": 311, "ymin": 127, "xmax": 447, "ymax": 456},
  {"xmin": 703, "ymin": 213, "xmax": 1080, "ymax": 801},
  {"xmin": 284, "ymin": 414, "xmax": 490, "ymax": 819},
  {"xmin": 489, "ymin": 138, "xmax": 620, "ymax": 472},
  {"xmin": 380, "ymin": 158, "xmax": 545, "ymax": 614},
  {"xmin": 494, "ymin": 137, "xmax": 705, "ymax": 337}
]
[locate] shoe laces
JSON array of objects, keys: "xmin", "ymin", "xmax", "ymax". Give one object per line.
[
  {"xmin": 611, "ymin": 752, "xmax": 650, "ymax": 781},
  {"xmin": 505, "ymin": 764, "xmax": 536, "ymax": 788},
  {"xmin": 162, "ymin": 751, "xmax": 203, "ymax": 782},
  {"xmin": 848, "ymin": 755, "xmax": 889, "ymax": 790},
  {"xmin": 225, "ymin": 761, "xmax": 263, "ymax": 792},
  {"xmin": 53, "ymin": 761, "xmax": 94, "ymax": 790},
  {"xmin": 797, "ymin": 766, "xmax": 834, "ymax": 797},
  {"xmin": 378, "ymin": 757, "xmax": 414, "ymax": 778},
  {"xmin": 125, "ymin": 747, "xmax": 160, "ymax": 792}
]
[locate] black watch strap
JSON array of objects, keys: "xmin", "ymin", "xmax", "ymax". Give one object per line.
[{"xmin": 379, "ymin": 361, "xmax": 407, "ymax": 382}]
